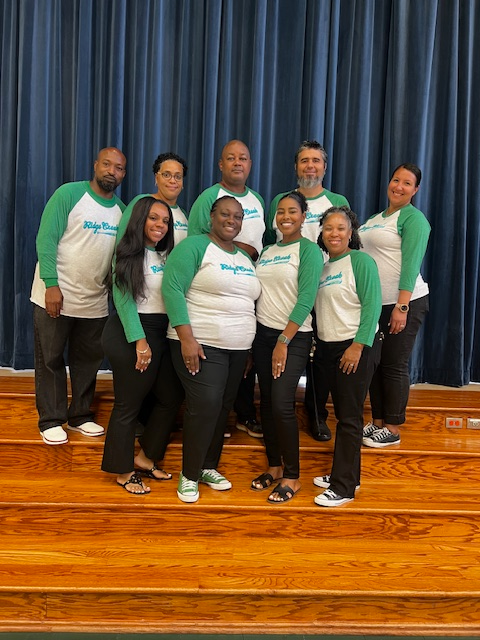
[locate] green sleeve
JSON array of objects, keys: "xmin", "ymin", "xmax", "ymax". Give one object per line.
[
  {"xmin": 290, "ymin": 239, "xmax": 324, "ymax": 326},
  {"xmin": 162, "ymin": 235, "xmax": 210, "ymax": 326},
  {"xmin": 327, "ymin": 191, "xmax": 350, "ymax": 208},
  {"xmin": 264, "ymin": 192, "xmax": 287, "ymax": 246},
  {"xmin": 397, "ymin": 205, "xmax": 431, "ymax": 291},
  {"xmin": 36, "ymin": 183, "xmax": 87, "ymax": 287},
  {"xmin": 187, "ymin": 185, "xmax": 221, "ymax": 236},
  {"xmin": 111, "ymin": 264, "xmax": 145, "ymax": 343},
  {"xmin": 351, "ymin": 252, "xmax": 382, "ymax": 346},
  {"xmin": 116, "ymin": 194, "xmax": 149, "ymax": 246}
]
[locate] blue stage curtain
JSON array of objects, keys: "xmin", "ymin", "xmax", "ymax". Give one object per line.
[{"xmin": 0, "ymin": 0, "xmax": 478, "ymax": 385}]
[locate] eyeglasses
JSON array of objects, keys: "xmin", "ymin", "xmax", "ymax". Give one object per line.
[{"xmin": 158, "ymin": 171, "xmax": 183, "ymax": 182}]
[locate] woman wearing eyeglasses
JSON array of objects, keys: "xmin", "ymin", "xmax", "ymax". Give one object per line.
[
  {"xmin": 112, "ymin": 154, "xmax": 189, "ymax": 435},
  {"xmin": 117, "ymin": 152, "xmax": 189, "ymax": 247}
]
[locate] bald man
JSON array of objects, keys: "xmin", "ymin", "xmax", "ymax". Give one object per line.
[
  {"xmin": 188, "ymin": 140, "xmax": 265, "ymax": 437},
  {"xmin": 188, "ymin": 139, "xmax": 265, "ymax": 261},
  {"xmin": 31, "ymin": 147, "xmax": 127, "ymax": 444}
]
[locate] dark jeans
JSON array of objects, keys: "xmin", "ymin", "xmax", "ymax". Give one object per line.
[
  {"xmin": 33, "ymin": 304, "xmax": 106, "ymax": 432},
  {"xmin": 101, "ymin": 313, "xmax": 184, "ymax": 474},
  {"xmin": 369, "ymin": 295, "xmax": 429, "ymax": 425},
  {"xmin": 233, "ymin": 365, "xmax": 258, "ymax": 421},
  {"xmin": 170, "ymin": 340, "xmax": 248, "ymax": 482},
  {"xmin": 316, "ymin": 334, "xmax": 381, "ymax": 497},
  {"xmin": 304, "ymin": 344, "xmax": 329, "ymax": 423},
  {"xmin": 304, "ymin": 310, "xmax": 329, "ymax": 423},
  {"xmin": 253, "ymin": 323, "xmax": 312, "ymax": 480}
]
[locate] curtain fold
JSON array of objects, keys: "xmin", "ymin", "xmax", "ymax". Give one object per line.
[{"xmin": 0, "ymin": 0, "xmax": 478, "ymax": 384}]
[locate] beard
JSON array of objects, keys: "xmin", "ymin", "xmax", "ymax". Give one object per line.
[
  {"xmin": 297, "ymin": 175, "xmax": 323, "ymax": 190},
  {"xmin": 96, "ymin": 176, "xmax": 118, "ymax": 192}
]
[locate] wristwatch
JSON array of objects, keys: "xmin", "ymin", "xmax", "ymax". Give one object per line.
[
  {"xmin": 395, "ymin": 303, "xmax": 409, "ymax": 313},
  {"xmin": 277, "ymin": 334, "xmax": 291, "ymax": 345}
]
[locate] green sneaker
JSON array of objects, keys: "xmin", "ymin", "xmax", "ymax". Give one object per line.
[
  {"xmin": 199, "ymin": 468, "xmax": 232, "ymax": 491},
  {"xmin": 177, "ymin": 472, "xmax": 199, "ymax": 503}
]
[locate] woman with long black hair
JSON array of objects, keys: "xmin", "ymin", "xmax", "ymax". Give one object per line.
[{"xmin": 101, "ymin": 196, "xmax": 183, "ymax": 494}]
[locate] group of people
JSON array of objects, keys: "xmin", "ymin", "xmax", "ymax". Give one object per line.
[{"xmin": 31, "ymin": 139, "xmax": 431, "ymax": 508}]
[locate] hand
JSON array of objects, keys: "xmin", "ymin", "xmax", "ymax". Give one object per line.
[
  {"xmin": 339, "ymin": 343, "xmax": 363, "ymax": 374},
  {"xmin": 45, "ymin": 286, "xmax": 63, "ymax": 318},
  {"xmin": 135, "ymin": 340, "xmax": 152, "ymax": 373},
  {"xmin": 272, "ymin": 342, "xmax": 287, "ymax": 379},
  {"xmin": 181, "ymin": 337, "xmax": 206, "ymax": 375},
  {"xmin": 388, "ymin": 307, "xmax": 408, "ymax": 334}
]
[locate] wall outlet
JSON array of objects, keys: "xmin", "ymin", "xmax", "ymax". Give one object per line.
[
  {"xmin": 445, "ymin": 417, "xmax": 463, "ymax": 428},
  {"xmin": 467, "ymin": 418, "xmax": 480, "ymax": 430}
]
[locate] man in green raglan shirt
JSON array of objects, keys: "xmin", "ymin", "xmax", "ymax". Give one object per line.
[
  {"xmin": 266, "ymin": 140, "xmax": 350, "ymax": 443},
  {"xmin": 30, "ymin": 147, "xmax": 127, "ymax": 445},
  {"xmin": 188, "ymin": 140, "xmax": 265, "ymax": 438}
]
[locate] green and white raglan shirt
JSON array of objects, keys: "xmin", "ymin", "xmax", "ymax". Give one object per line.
[
  {"xmin": 315, "ymin": 250, "xmax": 381, "ymax": 347},
  {"xmin": 358, "ymin": 204, "xmax": 430, "ymax": 305},
  {"xmin": 162, "ymin": 235, "xmax": 261, "ymax": 350},
  {"xmin": 188, "ymin": 184, "xmax": 265, "ymax": 256},
  {"xmin": 265, "ymin": 189, "xmax": 349, "ymax": 245},
  {"xmin": 113, "ymin": 247, "xmax": 168, "ymax": 343},
  {"xmin": 255, "ymin": 237, "xmax": 324, "ymax": 332},
  {"xmin": 116, "ymin": 194, "xmax": 188, "ymax": 247},
  {"xmin": 30, "ymin": 181, "xmax": 125, "ymax": 318}
]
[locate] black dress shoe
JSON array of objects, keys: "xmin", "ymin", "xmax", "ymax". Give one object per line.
[{"xmin": 309, "ymin": 418, "xmax": 332, "ymax": 441}]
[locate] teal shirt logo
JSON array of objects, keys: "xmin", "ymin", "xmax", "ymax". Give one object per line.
[{"xmin": 83, "ymin": 220, "xmax": 118, "ymax": 236}]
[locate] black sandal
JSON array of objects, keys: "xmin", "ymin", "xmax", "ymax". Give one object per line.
[
  {"xmin": 251, "ymin": 472, "xmax": 279, "ymax": 491},
  {"xmin": 117, "ymin": 472, "xmax": 150, "ymax": 494},
  {"xmin": 267, "ymin": 483, "xmax": 300, "ymax": 504},
  {"xmin": 135, "ymin": 464, "xmax": 172, "ymax": 481}
]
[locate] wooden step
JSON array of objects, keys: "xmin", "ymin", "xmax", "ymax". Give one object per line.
[{"xmin": 1, "ymin": 374, "xmax": 480, "ymax": 634}]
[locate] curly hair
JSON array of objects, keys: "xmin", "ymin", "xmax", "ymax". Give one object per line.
[
  {"xmin": 152, "ymin": 152, "xmax": 188, "ymax": 178},
  {"xmin": 114, "ymin": 196, "xmax": 174, "ymax": 301},
  {"xmin": 318, "ymin": 205, "xmax": 363, "ymax": 252}
]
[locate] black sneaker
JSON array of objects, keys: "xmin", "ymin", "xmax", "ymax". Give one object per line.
[
  {"xmin": 363, "ymin": 427, "xmax": 400, "ymax": 448},
  {"xmin": 235, "ymin": 418, "xmax": 263, "ymax": 438}
]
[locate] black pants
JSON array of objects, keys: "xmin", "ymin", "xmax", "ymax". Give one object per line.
[
  {"xmin": 253, "ymin": 323, "xmax": 312, "ymax": 480},
  {"xmin": 170, "ymin": 340, "xmax": 248, "ymax": 482},
  {"xmin": 304, "ymin": 343, "xmax": 329, "ymax": 423},
  {"xmin": 101, "ymin": 313, "xmax": 184, "ymax": 474},
  {"xmin": 369, "ymin": 295, "xmax": 429, "ymax": 425},
  {"xmin": 316, "ymin": 334, "xmax": 381, "ymax": 497},
  {"xmin": 33, "ymin": 304, "xmax": 106, "ymax": 432},
  {"xmin": 233, "ymin": 365, "xmax": 257, "ymax": 421}
]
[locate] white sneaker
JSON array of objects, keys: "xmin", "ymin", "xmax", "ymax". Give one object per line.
[
  {"xmin": 67, "ymin": 421, "xmax": 105, "ymax": 437},
  {"xmin": 314, "ymin": 488, "xmax": 354, "ymax": 507},
  {"xmin": 313, "ymin": 474, "xmax": 360, "ymax": 491},
  {"xmin": 41, "ymin": 426, "xmax": 68, "ymax": 445}
]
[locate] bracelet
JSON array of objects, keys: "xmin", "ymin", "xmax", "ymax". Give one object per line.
[{"xmin": 136, "ymin": 346, "xmax": 149, "ymax": 354}]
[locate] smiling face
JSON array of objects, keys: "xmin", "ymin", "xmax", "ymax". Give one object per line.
[
  {"xmin": 296, "ymin": 147, "xmax": 326, "ymax": 189},
  {"xmin": 387, "ymin": 167, "xmax": 419, "ymax": 211},
  {"xmin": 144, "ymin": 202, "xmax": 171, "ymax": 247},
  {"xmin": 218, "ymin": 141, "xmax": 252, "ymax": 192},
  {"xmin": 321, "ymin": 212, "xmax": 352, "ymax": 258},
  {"xmin": 155, "ymin": 159, "xmax": 184, "ymax": 205},
  {"xmin": 276, "ymin": 196, "xmax": 306, "ymax": 242},
  {"xmin": 209, "ymin": 197, "xmax": 244, "ymax": 246}
]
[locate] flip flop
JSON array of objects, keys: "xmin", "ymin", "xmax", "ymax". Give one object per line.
[
  {"xmin": 251, "ymin": 472, "xmax": 280, "ymax": 491},
  {"xmin": 135, "ymin": 464, "xmax": 172, "ymax": 481},
  {"xmin": 267, "ymin": 483, "xmax": 300, "ymax": 504},
  {"xmin": 117, "ymin": 472, "xmax": 150, "ymax": 494}
]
